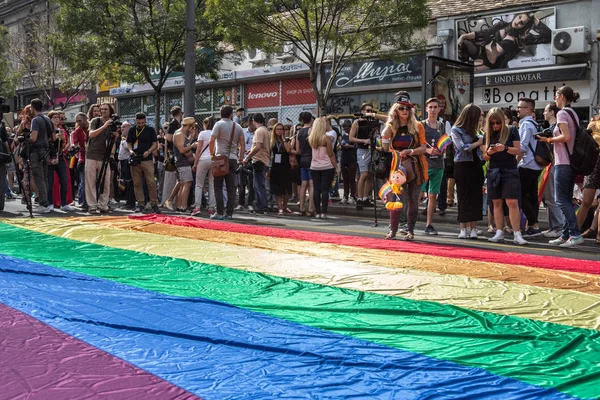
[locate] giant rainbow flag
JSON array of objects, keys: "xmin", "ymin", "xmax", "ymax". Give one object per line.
[{"xmin": 1, "ymin": 215, "xmax": 600, "ymax": 399}]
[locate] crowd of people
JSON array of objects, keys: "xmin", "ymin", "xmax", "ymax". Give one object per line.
[{"xmin": 1, "ymin": 87, "xmax": 599, "ymax": 248}]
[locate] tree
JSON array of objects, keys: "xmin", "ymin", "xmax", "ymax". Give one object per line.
[
  {"xmin": 55, "ymin": 0, "xmax": 224, "ymax": 129},
  {"xmin": 206, "ymin": 0, "xmax": 430, "ymax": 114},
  {"xmin": 0, "ymin": 26, "xmax": 18, "ymax": 99},
  {"xmin": 7, "ymin": 10, "xmax": 96, "ymax": 109}
]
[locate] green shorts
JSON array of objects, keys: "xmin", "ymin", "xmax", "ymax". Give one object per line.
[{"xmin": 421, "ymin": 168, "xmax": 444, "ymax": 195}]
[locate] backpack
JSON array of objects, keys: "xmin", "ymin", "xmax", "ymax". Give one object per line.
[
  {"xmin": 562, "ymin": 109, "xmax": 599, "ymax": 176},
  {"xmin": 522, "ymin": 120, "xmax": 553, "ymax": 167}
]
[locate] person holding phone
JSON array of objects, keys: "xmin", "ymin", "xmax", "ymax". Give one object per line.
[{"xmin": 483, "ymin": 108, "xmax": 527, "ymax": 245}]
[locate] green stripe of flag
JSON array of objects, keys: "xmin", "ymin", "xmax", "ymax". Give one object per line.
[{"xmin": 1, "ymin": 222, "xmax": 598, "ymax": 399}]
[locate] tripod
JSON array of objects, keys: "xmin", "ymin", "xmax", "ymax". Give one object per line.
[
  {"xmin": 12, "ymin": 139, "xmax": 34, "ymax": 218},
  {"xmin": 96, "ymin": 132, "xmax": 116, "ymax": 202}
]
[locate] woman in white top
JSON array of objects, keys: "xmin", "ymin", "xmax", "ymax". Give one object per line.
[
  {"xmin": 191, "ymin": 117, "xmax": 216, "ymax": 217},
  {"xmin": 309, "ymin": 117, "xmax": 338, "ymax": 219}
]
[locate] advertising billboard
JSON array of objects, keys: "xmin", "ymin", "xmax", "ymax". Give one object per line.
[
  {"xmin": 456, "ymin": 8, "xmax": 555, "ymax": 71},
  {"xmin": 423, "ymin": 57, "xmax": 474, "ymax": 123}
]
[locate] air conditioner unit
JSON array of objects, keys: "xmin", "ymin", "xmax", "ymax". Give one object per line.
[
  {"xmin": 276, "ymin": 43, "xmax": 296, "ymax": 61},
  {"xmin": 249, "ymin": 50, "xmax": 267, "ymax": 64},
  {"xmin": 552, "ymin": 26, "xmax": 590, "ymax": 56}
]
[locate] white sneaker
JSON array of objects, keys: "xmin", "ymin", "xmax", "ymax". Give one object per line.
[
  {"xmin": 235, "ymin": 205, "xmax": 245, "ymax": 211},
  {"xmin": 513, "ymin": 231, "xmax": 529, "ymax": 246},
  {"xmin": 37, "ymin": 205, "xmax": 52, "ymax": 214},
  {"xmin": 48, "ymin": 205, "xmax": 54, "ymax": 211},
  {"xmin": 549, "ymin": 237, "xmax": 566, "ymax": 245},
  {"xmin": 470, "ymin": 229, "xmax": 478, "ymax": 239},
  {"xmin": 458, "ymin": 229, "xmax": 468, "ymax": 239},
  {"xmin": 543, "ymin": 229, "xmax": 562, "ymax": 238},
  {"xmin": 488, "ymin": 230, "xmax": 505, "ymax": 243},
  {"xmin": 340, "ymin": 198, "xmax": 348, "ymax": 204},
  {"xmin": 60, "ymin": 204, "xmax": 74, "ymax": 212},
  {"xmin": 348, "ymin": 198, "xmax": 356, "ymax": 205},
  {"xmin": 248, "ymin": 205, "xmax": 254, "ymax": 212},
  {"xmin": 109, "ymin": 198, "xmax": 118, "ymax": 206}
]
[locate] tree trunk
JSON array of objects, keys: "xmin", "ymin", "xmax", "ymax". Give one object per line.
[{"xmin": 154, "ymin": 88, "xmax": 162, "ymax": 132}]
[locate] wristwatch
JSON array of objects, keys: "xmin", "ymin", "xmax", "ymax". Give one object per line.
[{"xmin": 504, "ymin": 146, "xmax": 509, "ymax": 153}]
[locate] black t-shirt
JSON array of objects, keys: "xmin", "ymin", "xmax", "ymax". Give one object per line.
[
  {"xmin": 340, "ymin": 132, "xmax": 357, "ymax": 164},
  {"xmin": 0, "ymin": 123, "xmax": 8, "ymax": 143},
  {"xmin": 298, "ymin": 127, "xmax": 312, "ymax": 168},
  {"xmin": 127, "ymin": 125, "xmax": 158, "ymax": 162},
  {"xmin": 167, "ymin": 119, "xmax": 180, "ymax": 152},
  {"xmin": 488, "ymin": 126, "xmax": 520, "ymax": 169}
]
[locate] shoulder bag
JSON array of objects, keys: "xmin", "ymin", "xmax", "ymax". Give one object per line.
[{"xmin": 212, "ymin": 122, "xmax": 236, "ymax": 177}]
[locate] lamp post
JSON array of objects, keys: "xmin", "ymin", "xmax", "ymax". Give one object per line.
[{"xmin": 184, "ymin": 0, "xmax": 196, "ymax": 117}]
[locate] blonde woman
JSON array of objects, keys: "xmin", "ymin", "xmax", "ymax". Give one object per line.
[
  {"xmin": 309, "ymin": 116, "xmax": 338, "ymax": 219},
  {"xmin": 482, "ymin": 108, "xmax": 527, "ymax": 245},
  {"xmin": 381, "ymin": 92, "xmax": 427, "ymax": 240}
]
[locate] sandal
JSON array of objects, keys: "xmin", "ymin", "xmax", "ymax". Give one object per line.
[
  {"xmin": 582, "ymin": 229, "xmax": 598, "ymax": 239},
  {"xmin": 297, "ymin": 210, "xmax": 307, "ymax": 216},
  {"xmin": 384, "ymin": 231, "xmax": 396, "ymax": 240},
  {"xmin": 284, "ymin": 208, "xmax": 294, "ymax": 214},
  {"xmin": 404, "ymin": 232, "xmax": 414, "ymax": 241},
  {"xmin": 278, "ymin": 209, "xmax": 284, "ymax": 216},
  {"xmin": 596, "ymin": 239, "xmax": 600, "ymax": 245}
]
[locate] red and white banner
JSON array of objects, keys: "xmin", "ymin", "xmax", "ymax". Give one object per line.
[
  {"xmin": 281, "ymin": 78, "xmax": 317, "ymax": 106},
  {"xmin": 245, "ymin": 81, "xmax": 280, "ymax": 108}
]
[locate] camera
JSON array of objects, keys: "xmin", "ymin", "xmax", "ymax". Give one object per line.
[
  {"xmin": 0, "ymin": 97, "xmax": 10, "ymax": 114},
  {"xmin": 537, "ymin": 128, "xmax": 553, "ymax": 138},
  {"xmin": 128, "ymin": 153, "xmax": 143, "ymax": 166},
  {"xmin": 65, "ymin": 145, "xmax": 81, "ymax": 159},
  {"xmin": 236, "ymin": 163, "xmax": 252, "ymax": 175},
  {"xmin": 17, "ymin": 131, "xmax": 31, "ymax": 143},
  {"xmin": 110, "ymin": 114, "xmax": 122, "ymax": 131}
]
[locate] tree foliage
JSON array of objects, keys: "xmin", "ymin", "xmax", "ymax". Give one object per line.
[
  {"xmin": 8, "ymin": 12, "xmax": 95, "ymax": 109},
  {"xmin": 0, "ymin": 26, "xmax": 18, "ymax": 99},
  {"xmin": 55, "ymin": 0, "xmax": 223, "ymax": 127},
  {"xmin": 206, "ymin": 0, "xmax": 430, "ymax": 113}
]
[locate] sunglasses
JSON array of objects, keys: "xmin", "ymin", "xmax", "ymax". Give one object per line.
[
  {"xmin": 397, "ymin": 107, "xmax": 411, "ymax": 111},
  {"xmin": 364, "ymin": 109, "xmax": 373, "ymax": 112},
  {"xmin": 490, "ymin": 121, "xmax": 503, "ymax": 126}
]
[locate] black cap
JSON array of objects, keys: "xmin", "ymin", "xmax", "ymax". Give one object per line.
[{"xmin": 135, "ymin": 112, "xmax": 146, "ymax": 120}]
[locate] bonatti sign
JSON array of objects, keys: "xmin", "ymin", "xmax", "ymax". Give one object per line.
[
  {"xmin": 475, "ymin": 80, "xmax": 590, "ymax": 108},
  {"xmin": 321, "ymin": 56, "xmax": 423, "ymax": 89}
]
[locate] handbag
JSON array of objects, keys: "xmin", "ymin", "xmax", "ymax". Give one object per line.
[
  {"xmin": 212, "ymin": 122, "xmax": 236, "ymax": 177},
  {"xmin": 401, "ymin": 157, "xmax": 416, "ymax": 182},
  {"xmin": 164, "ymin": 151, "xmax": 177, "ymax": 172},
  {"xmin": 47, "ymin": 139, "xmax": 60, "ymax": 165},
  {"xmin": 375, "ymin": 151, "xmax": 391, "ymax": 179}
]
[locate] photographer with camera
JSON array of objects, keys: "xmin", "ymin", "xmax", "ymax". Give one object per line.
[
  {"xmin": 350, "ymin": 103, "xmax": 376, "ymax": 210},
  {"xmin": 0, "ymin": 118, "xmax": 9, "ymax": 212},
  {"xmin": 117, "ymin": 121, "xmax": 136, "ymax": 210},
  {"xmin": 47, "ymin": 111, "xmax": 71, "ymax": 212},
  {"xmin": 71, "ymin": 112, "xmax": 89, "ymax": 210},
  {"xmin": 86, "ymin": 103, "xmax": 118, "ymax": 214},
  {"xmin": 28, "ymin": 98, "xmax": 54, "ymax": 214},
  {"xmin": 127, "ymin": 112, "xmax": 161, "ymax": 214}
]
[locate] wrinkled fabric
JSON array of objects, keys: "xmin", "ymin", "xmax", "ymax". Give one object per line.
[
  {"xmin": 12, "ymin": 218, "xmax": 600, "ymax": 331},
  {"xmin": 0, "ymin": 303, "xmax": 195, "ymax": 400},
  {"xmin": 1, "ymin": 221, "xmax": 600, "ymax": 399},
  {"xmin": 0, "ymin": 255, "xmax": 571, "ymax": 400}
]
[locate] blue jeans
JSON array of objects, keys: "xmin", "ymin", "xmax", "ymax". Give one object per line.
[
  {"xmin": 253, "ymin": 161, "xmax": 268, "ymax": 212},
  {"xmin": 554, "ymin": 165, "xmax": 581, "ymax": 239},
  {"xmin": 77, "ymin": 162, "xmax": 87, "ymax": 206}
]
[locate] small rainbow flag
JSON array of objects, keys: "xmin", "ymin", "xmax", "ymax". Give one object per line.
[
  {"xmin": 436, "ymin": 134, "xmax": 452, "ymax": 152},
  {"xmin": 68, "ymin": 156, "xmax": 76, "ymax": 169}
]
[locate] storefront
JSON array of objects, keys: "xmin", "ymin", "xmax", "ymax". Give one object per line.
[
  {"xmin": 321, "ymin": 56, "xmax": 424, "ymax": 118},
  {"xmin": 244, "ymin": 77, "xmax": 317, "ymax": 123},
  {"xmin": 473, "ymin": 64, "xmax": 591, "ymax": 123},
  {"xmin": 111, "ymin": 63, "xmax": 316, "ymax": 126}
]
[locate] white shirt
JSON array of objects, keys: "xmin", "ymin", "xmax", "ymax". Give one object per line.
[{"xmin": 198, "ymin": 130, "xmax": 212, "ymax": 161}]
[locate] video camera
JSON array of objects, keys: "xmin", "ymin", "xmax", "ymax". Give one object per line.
[
  {"xmin": 128, "ymin": 153, "xmax": 144, "ymax": 166},
  {"xmin": 65, "ymin": 145, "xmax": 81, "ymax": 159},
  {"xmin": 235, "ymin": 163, "xmax": 253, "ymax": 176},
  {"xmin": 0, "ymin": 97, "xmax": 10, "ymax": 114},
  {"xmin": 537, "ymin": 127, "xmax": 554, "ymax": 138},
  {"xmin": 110, "ymin": 114, "xmax": 122, "ymax": 131}
]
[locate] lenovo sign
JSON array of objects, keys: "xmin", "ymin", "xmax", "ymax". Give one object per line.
[{"xmin": 246, "ymin": 81, "xmax": 280, "ymax": 108}]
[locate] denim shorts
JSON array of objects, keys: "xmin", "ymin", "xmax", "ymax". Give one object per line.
[
  {"xmin": 487, "ymin": 168, "xmax": 520, "ymax": 200},
  {"xmin": 300, "ymin": 168, "xmax": 312, "ymax": 181}
]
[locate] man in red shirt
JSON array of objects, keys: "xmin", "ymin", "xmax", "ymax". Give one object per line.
[{"xmin": 70, "ymin": 112, "xmax": 88, "ymax": 210}]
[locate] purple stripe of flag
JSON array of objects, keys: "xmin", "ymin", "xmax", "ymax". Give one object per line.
[{"xmin": 0, "ymin": 303, "xmax": 197, "ymax": 400}]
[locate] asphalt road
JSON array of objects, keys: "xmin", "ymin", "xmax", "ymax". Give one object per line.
[{"xmin": 2, "ymin": 195, "xmax": 598, "ymax": 262}]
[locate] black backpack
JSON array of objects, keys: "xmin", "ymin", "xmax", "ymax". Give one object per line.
[
  {"xmin": 562, "ymin": 109, "xmax": 599, "ymax": 176},
  {"xmin": 522, "ymin": 120, "xmax": 553, "ymax": 167}
]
